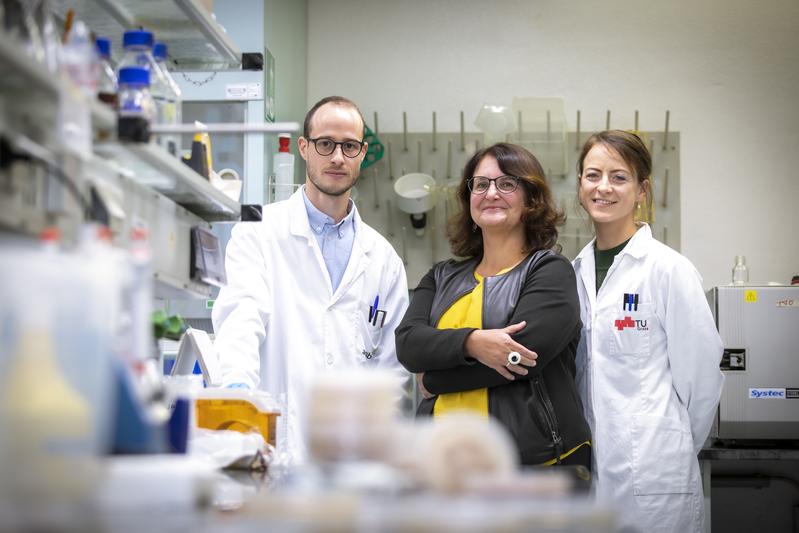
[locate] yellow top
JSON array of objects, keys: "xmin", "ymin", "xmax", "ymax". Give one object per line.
[
  {"xmin": 430, "ymin": 269, "xmax": 591, "ymax": 465},
  {"xmin": 432, "ymin": 271, "xmax": 492, "ymax": 418}
]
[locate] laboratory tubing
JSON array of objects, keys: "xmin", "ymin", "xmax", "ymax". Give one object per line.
[
  {"xmin": 153, "ymin": 42, "xmax": 183, "ymax": 156},
  {"xmin": 732, "ymin": 255, "xmax": 749, "ymax": 285},
  {"xmin": 117, "ymin": 66, "xmax": 155, "ymax": 143},
  {"xmin": 273, "ymin": 133, "xmax": 295, "ymax": 201},
  {"xmin": 95, "ymin": 37, "xmax": 118, "ymax": 108}
]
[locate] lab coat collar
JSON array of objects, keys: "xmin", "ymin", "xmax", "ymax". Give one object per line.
[
  {"xmin": 288, "ymin": 186, "xmax": 376, "ymax": 253},
  {"xmin": 573, "ymin": 223, "xmax": 652, "ymax": 266},
  {"xmin": 617, "ymin": 223, "xmax": 651, "ymax": 260}
]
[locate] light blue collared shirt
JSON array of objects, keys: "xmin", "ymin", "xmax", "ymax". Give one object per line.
[{"xmin": 302, "ymin": 186, "xmax": 357, "ymax": 292}]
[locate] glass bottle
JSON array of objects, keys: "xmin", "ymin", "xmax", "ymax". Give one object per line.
[
  {"xmin": 117, "ymin": 29, "xmax": 171, "ymax": 148},
  {"xmin": 117, "ymin": 66, "xmax": 155, "ymax": 143},
  {"xmin": 152, "ymin": 42, "xmax": 182, "ymax": 157},
  {"xmin": 732, "ymin": 255, "xmax": 749, "ymax": 286},
  {"xmin": 95, "ymin": 37, "xmax": 118, "ymax": 108}
]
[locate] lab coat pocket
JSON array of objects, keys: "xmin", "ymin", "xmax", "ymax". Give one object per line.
[
  {"xmin": 610, "ymin": 303, "xmax": 652, "ymax": 355},
  {"xmin": 355, "ymin": 307, "xmax": 384, "ymax": 363},
  {"xmin": 631, "ymin": 414, "xmax": 693, "ymax": 495}
]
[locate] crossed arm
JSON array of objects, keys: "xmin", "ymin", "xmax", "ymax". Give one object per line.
[{"xmin": 395, "ymin": 255, "xmax": 582, "ymax": 396}]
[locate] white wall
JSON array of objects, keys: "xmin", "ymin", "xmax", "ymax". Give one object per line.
[
  {"xmin": 265, "ymin": 0, "xmax": 308, "ymax": 184},
  {"xmin": 307, "ymin": 0, "xmax": 799, "ymax": 289}
]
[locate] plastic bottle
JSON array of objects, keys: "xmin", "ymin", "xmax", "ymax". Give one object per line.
[
  {"xmin": 153, "ymin": 42, "xmax": 183, "ymax": 157},
  {"xmin": 0, "ymin": 229, "xmax": 93, "ymax": 519},
  {"xmin": 732, "ymin": 255, "xmax": 749, "ymax": 286},
  {"xmin": 117, "ymin": 66, "xmax": 156, "ymax": 143},
  {"xmin": 273, "ymin": 133, "xmax": 295, "ymax": 201},
  {"xmin": 62, "ymin": 20, "xmax": 98, "ymax": 97},
  {"xmin": 117, "ymin": 29, "xmax": 171, "ymax": 148},
  {"xmin": 95, "ymin": 37, "xmax": 118, "ymax": 108}
]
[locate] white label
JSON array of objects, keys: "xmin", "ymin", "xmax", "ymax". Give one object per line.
[
  {"xmin": 225, "ymin": 83, "xmax": 262, "ymax": 100},
  {"xmin": 749, "ymin": 388, "xmax": 786, "ymax": 399},
  {"xmin": 776, "ymin": 298, "xmax": 798, "ymax": 308}
]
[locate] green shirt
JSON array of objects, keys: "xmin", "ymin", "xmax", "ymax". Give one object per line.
[{"xmin": 595, "ymin": 238, "xmax": 632, "ymax": 293}]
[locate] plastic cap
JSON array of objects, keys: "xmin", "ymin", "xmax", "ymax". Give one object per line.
[
  {"xmin": 39, "ymin": 227, "xmax": 61, "ymax": 243},
  {"xmin": 153, "ymin": 42, "xmax": 167, "ymax": 60},
  {"xmin": 130, "ymin": 226, "xmax": 149, "ymax": 241},
  {"xmin": 278, "ymin": 133, "xmax": 291, "ymax": 152},
  {"xmin": 96, "ymin": 37, "xmax": 111, "ymax": 58},
  {"xmin": 123, "ymin": 29, "xmax": 154, "ymax": 49},
  {"xmin": 119, "ymin": 66, "xmax": 150, "ymax": 86},
  {"xmin": 96, "ymin": 226, "xmax": 113, "ymax": 242}
]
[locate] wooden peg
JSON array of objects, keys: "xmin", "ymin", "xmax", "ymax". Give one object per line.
[
  {"xmin": 663, "ymin": 110, "xmax": 670, "ymax": 150},
  {"xmin": 432, "ymin": 111, "xmax": 437, "ymax": 152},
  {"xmin": 373, "ymin": 111, "xmax": 379, "ymax": 137},
  {"xmin": 446, "ymin": 139, "xmax": 453, "ymax": 180},
  {"xmin": 401, "ymin": 226, "xmax": 408, "ymax": 265},
  {"xmin": 546, "ymin": 110, "xmax": 551, "ymax": 141},
  {"xmin": 605, "ymin": 110, "xmax": 611, "ymax": 131},
  {"xmin": 662, "ymin": 168, "xmax": 670, "ymax": 208},
  {"xmin": 373, "ymin": 167, "xmax": 380, "ymax": 209},
  {"xmin": 634, "ymin": 110, "xmax": 639, "ymax": 131},
  {"xmin": 403, "ymin": 111, "xmax": 408, "ymax": 151},
  {"xmin": 417, "ymin": 140, "xmax": 422, "ymax": 172},
  {"xmin": 518, "ymin": 110, "xmax": 523, "ymax": 141},
  {"xmin": 387, "ymin": 141, "xmax": 394, "ymax": 180},
  {"xmin": 576, "ymin": 110, "xmax": 581, "ymax": 150},
  {"xmin": 386, "ymin": 199, "xmax": 395, "ymax": 238},
  {"xmin": 460, "ymin": 111, "xmax": 465, "ymax": 151}
]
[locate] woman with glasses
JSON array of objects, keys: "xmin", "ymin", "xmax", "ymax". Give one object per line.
[
  {"xmin": 572, "ymin": 130, "xmax": 723, "ymax": 532},
  {"xmin": 395, "ymin": 143, "xmax": 591, "ymax": 470}
]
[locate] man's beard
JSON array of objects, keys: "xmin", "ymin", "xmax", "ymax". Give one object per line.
[{"xmin": 308, "ymin": 169, "xmax": 358, "ymax": 197}]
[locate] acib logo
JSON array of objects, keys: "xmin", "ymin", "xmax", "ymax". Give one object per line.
[{"xmin": 614, "ymin": 316, "xmax": 648, "ymax": 331}]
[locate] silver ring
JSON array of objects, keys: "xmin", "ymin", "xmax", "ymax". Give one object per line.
[{"xmin": 508, "ymin": 351, "xmax": 521, "ymax": 365}]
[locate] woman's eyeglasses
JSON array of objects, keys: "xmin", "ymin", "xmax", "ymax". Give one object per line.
[
  {"xmin": 308, "ymin": 137, "xmax": 365, "ymax": 158},
  {"xmin": 467, "ymin": 175, "xmax": 520, "ymax": 195}
]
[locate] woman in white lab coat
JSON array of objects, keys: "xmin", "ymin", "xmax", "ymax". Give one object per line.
[{"xmin": 572, "ymin": 130, "xmax": 724, "ymax": 533}]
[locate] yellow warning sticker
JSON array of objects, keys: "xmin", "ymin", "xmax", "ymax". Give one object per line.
[{"xmin": 744, "ymin": 290, "xmax": 758, "ymax": 303}]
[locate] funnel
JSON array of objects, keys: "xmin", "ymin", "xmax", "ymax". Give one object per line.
[{"xmin": 393, "ymin": 173, "xmax": 437, "ymax": 236}]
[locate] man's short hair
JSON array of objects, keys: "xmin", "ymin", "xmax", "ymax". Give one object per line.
[{"xmin": 303, "ymin": 96, "xmax": 366, "ymax": 139}]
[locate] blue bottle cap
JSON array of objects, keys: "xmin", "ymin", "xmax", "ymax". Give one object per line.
[
  {"xmin": 153, "ymin": 42, "xmax": 167, "ymax": 61},
  {"xmin": 118, "ymin": 66, "xmax": 150, "ymax": 86},
  {"xmin": 96, "ymin": 37, "xmax": 111, "ymax": 59},
  {"xmin": 123, "ymin": 29, "xmax": 154, "ymax": 49}
]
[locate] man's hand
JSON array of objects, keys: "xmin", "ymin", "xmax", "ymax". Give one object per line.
[
  {"xmin": 464, "ymin": 321, "xmax": 538, "ymax": 380},
  {"xmin": 416, "ymin": 373, "xmax": 435, "ymax": 400}
]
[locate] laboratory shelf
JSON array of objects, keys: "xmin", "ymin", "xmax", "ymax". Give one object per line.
[
  {"xmin": 0, "ymin": 32, "xmax": 60, "ymax": 97},
  {"xmin": 96, "ymin": 142, "xmax": 241, "ymax": 222},
  {"xmin": 53, "ymin": 0, "xmax": 241, "ymax": 69}
]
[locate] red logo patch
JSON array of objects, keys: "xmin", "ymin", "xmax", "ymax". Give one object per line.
[{"xmin": 615, "ymin": 316, "xmax": 635, "ymax": 331}]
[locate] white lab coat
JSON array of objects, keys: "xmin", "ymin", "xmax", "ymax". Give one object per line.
[
  {"xmin": 572, "ymin": 224, "xmax": 723, "ymax": 533},
  {"xmin": 212, "ymin": 189, "xmax": 409, "ymax": 463}
]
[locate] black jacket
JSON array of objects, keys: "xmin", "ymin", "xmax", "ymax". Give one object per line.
[{"xmin": 395, "ymin": 250, "xmax": 591, "ymax": 465}]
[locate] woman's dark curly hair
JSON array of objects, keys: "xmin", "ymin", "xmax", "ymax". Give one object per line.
[{"xmin": 448, "ymin": 143, "xmax": 565, "ymax": 258}]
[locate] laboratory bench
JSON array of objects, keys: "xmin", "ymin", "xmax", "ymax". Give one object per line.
[{"xmin": 2, "ymin": 454, "xmax": 616, "ymax": 533}]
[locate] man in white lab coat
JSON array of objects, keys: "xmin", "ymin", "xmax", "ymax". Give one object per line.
[{"xmin": 212, "ymin": 96, "xmax": 409, "ymax": 463}]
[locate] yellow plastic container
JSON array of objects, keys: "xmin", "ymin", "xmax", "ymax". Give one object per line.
[{"xmin": 194, "ymin": 389, "xmax": 280, "ymax": 447}]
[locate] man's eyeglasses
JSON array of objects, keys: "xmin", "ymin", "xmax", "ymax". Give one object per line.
[
  {"xmin": 308, "ymin": 137, "xmax": 365, "ymax": 158},
  {"xmin": 467, "ymin": 175, "xmax": 521, "ymax": 195}
]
